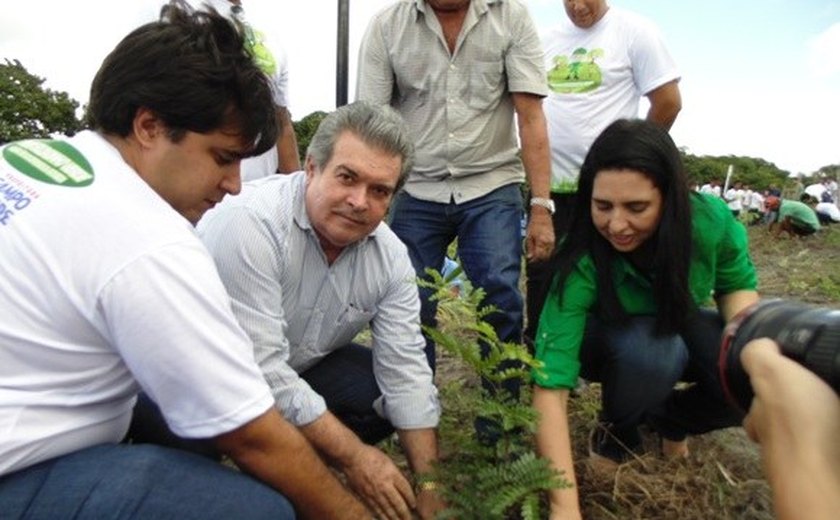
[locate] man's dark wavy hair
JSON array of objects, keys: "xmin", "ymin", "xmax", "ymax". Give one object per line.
[
  {"xmin": 549, "ymin": 118, "xmax": 694, "ymax": 336},
  {"xmin": 86, "ymin": 0, "xmax": 277, "ymax": 155}
]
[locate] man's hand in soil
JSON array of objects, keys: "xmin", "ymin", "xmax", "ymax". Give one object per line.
[{"xmin": 343, "ymin": 443, "xmax": 415, "ymax": 520}]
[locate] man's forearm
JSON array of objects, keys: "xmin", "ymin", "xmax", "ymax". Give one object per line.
[
  {"xmin": 512, "ymin": 93, "xmax": 552, "ymax": 198},
  {"xmin": 302, "ymin": 410, "xmax": 418, "ymax": 518},
  {"xmin": 215, "ymin": 408, "xmax": 369, "ymax": 519},
  {"xmin": 519, "ymin": 121, "xmax": 552, "ymax": 199},
  {"xmin": 645, "ymin": 81, "xmax": 682, "ymax": 130},
  {"xmin": 397, "ymin": 428, "xmax": 439, "ymax": 476},
  {"xmin": 515, "ymin": 95, "xmax": 556, "ymax": 261},
  {"xmin": 275, "ymin": 107, "xmax": 301, "ymax": 173},
  {"xmin": 299, "ymin": 411, "xmax": 366, "ymax": 467}
]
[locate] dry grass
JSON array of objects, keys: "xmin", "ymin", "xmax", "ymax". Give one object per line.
[
  {"xmin": 569, "ymin": 385, "xmax": 772, "ymax": 519},
  {"xmin": 430, "ymin": 222, "xmax": 840, "ymax": 519}
]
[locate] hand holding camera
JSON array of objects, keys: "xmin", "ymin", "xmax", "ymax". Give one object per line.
[
  {"xmin": 719, "ymin": 299, "xmax": 840, "ymax": 411},
  {"xmin": 719, "ymin": 300, "xmax": 840, "ymax": 520},
  {"xmin": 738, "ymin": 338, "xmax": 840, "ymax": 520}
]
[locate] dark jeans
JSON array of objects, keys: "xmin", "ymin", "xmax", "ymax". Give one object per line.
[
  {"xmin": 816, "ymin": 211, "xmax": 833, "ymax": 225},
  {"xmin": 0, "ymin": 444, "xmax": 294, "ymax": 520},
  {"xmin": 787, "ymin": 219, "xmax": 818, "ymax": 236},
  {"xmin": 524, "ymin": 192, "xmax": 576, "ymax": 344},
  {"xmin": 580, "ymin": 309, "xmax": 743, "ymax": 460},
  {"xmin": 126, "ymin": 344, "xmax": 393, "ymax": 454},
  {"xmin": 388, "ymin": 185, "xmax": 524, "ymax": 398},
  {"xmin": 300, "ymin": 343, "xmax": 394, "ymax": 444}
]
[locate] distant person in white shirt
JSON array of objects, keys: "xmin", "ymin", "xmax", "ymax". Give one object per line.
[
  {"xmin": 820, "ymin": 178, "xmax": 837, "ymax": 204},
  {"xmin": 747, "ymin": 188, "xmax": 766, "ymax": 225},
  {"xmin": 725, "ymin": 181, "xmax": 744, "ymax": 217},
  {"xmin": 816, "ymin": 202, "xmax": 840, "ymax": 224},
  {"xmin": 806, "ymin": 192, "xmax": 840, "ymax": 224},
  {"xmin": 699, "ymin": 179, "xmax": 721, "ymax": 197},
  {"xmin": 827, "ymin": 178, "xmax": 839, "ymax": 203}
]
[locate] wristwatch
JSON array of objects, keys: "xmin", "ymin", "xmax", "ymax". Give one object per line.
[{"xmin": 530, "ymin": 197, "xmax": 556, "ymax": 215}]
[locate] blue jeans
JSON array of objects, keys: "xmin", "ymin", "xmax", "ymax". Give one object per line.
[
  {"xmin": 127, "ymin": 344, "xmax": 393, "ymax": 451},
  {"xmin": 389, "ymin": 185, "xmax": 524, "ymax": 397},
  {"xmin": 580, "ymin": 309, "xmax": 743, "ymax": 460},
  {"xmin": 0, "ymin": 444, "xmax": 295, "ymax": 519}
]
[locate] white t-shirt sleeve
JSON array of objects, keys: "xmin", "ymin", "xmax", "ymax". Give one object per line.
[
  {"xmin": 628, "ymin": 16, "xmax": 681, "ymax": 95},
  {"xmin": 269, "ymin": 42, "xmax": 290, "ymax": 108},
  {"xmin": 98, "ymin": 240, "xmax": 274, "ymax": 439}
]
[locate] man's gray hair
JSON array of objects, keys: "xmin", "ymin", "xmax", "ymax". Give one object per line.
[{"xmin": 306, "ymin": 101, "xmax": 415, "ymax": 191}]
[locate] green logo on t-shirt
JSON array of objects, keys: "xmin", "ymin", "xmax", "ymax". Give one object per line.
[
  {"xmin": 547, "ymin": 47, "xmax": 605, "ymax": 94},
  {"xmin": 2, "ymin": 139, "xmax": 94, "ymax": 187}
]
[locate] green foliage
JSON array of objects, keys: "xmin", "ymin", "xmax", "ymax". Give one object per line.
[
  {"xmin": 0, "ymin": 59, "xmax": 83, "ymax": 144},
  {"xmin": 292, "ymin": 110, "xmax": 328, "ymax": 164},
  {"xmin": 419, "ymin": 268, "xmax": 568, "ymax": 519},
  {"xmin": 817, "ymin": 164, "xmax": 840, "ymax": 177},
  {"xmin": 681, "ymin": 151, "xmax": 791, "ymax": 191}
]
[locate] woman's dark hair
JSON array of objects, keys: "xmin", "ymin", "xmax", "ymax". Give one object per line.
[
  {"xmin": 86, "ymin": 0, "xmax": 277, "ymax": 156},
  {"xmin": 551, "ymin": 119, "xmax": 694, "ymax": 335}
]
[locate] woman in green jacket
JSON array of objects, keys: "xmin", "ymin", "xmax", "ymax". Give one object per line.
[{"xmin": 533, "ymin": 119, "xmax": 759, "ymax": 519}]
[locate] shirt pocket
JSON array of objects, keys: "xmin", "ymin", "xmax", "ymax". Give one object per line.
[
  {"xmin": 467, "ymin": 60, "xmax": 505, "ymax": 109},
  {"xmin": 330, "ymin": 304, "xmax": 376, "ymax": 347}
]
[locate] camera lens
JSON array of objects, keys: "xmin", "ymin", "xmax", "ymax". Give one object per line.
[{"xmin": 719, "ymin": 299, "xmax": 840, "ymax": 412}]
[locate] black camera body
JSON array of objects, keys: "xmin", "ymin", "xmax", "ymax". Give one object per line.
[{"xmin": 719, "ymin": 299, "xmax": 840, "ymax": 412}]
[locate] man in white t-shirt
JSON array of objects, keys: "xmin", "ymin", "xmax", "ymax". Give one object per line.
[
  {"xmin": 699, "ymin": 179, "xmax": 722, "ymax": 197},
  {"xmin": 0, "ymin": 6, "xmax": 366, "ymax": 519},
  {"xmin": 815, "ymin": 201, "xmax": 840, "ymax": 224},
  {"xmin": 526, "ymin": 0, "xmax": 682, "ymax": 344},
  {"xmin": 747, "ymin": 188, "xmax": 766, "ymax": 225},
  {"xmin": 725, "ymin": 181, "xmax": 744, "ymax": 217},
  {"xmin": 200, "ymin": 0, "xmax": 301, "ymax": 180}
]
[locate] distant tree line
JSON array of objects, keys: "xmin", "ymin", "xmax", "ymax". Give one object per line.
[
  {"xmin": 292, "ymin": 110, "xmax": 327, "ymax": 164},
  {"xmin": 681, "ymin": 151, "xmax": 791, "ymax": 192}
]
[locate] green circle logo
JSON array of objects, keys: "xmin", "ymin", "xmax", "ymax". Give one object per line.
[{"xmin": 2, "ymin": 139, "xmax": 94, "ymax": 187}]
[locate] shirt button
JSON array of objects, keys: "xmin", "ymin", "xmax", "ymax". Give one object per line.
[{"xmin": 448, "ymin": 133, "xmax": 454, "ymax": 138}]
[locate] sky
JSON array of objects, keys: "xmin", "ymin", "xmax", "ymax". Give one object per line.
[{"xmin": 1, "ymin": 1, "xmax": 838, "ymax": 174}]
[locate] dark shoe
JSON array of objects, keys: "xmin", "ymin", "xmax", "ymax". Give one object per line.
[
  {"xmin": 587, "ymin": 426, "xmax": 619, "ymax": 475},
  {"xmin": 588, "ymin": 423, "xmax": 641, "ymax": 464}
]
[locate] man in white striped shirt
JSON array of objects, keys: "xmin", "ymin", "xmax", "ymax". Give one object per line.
[{"xmin": 197, "ymin": 101, "xmax": 444, "ymax": 520}]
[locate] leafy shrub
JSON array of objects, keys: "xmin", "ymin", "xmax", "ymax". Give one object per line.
[{"xmin": 419, "ymin": 267, "xmax": 568, "ymax": 519}]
